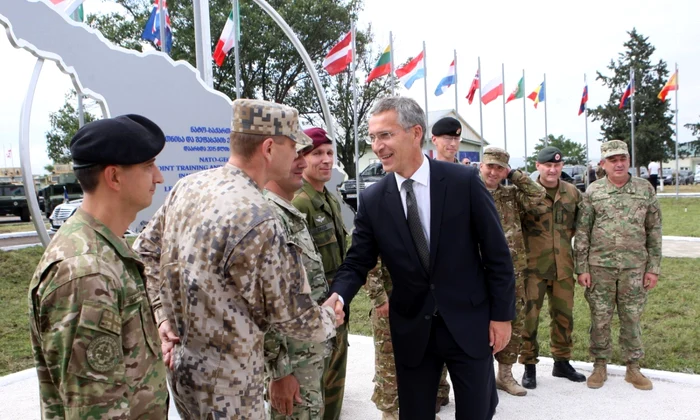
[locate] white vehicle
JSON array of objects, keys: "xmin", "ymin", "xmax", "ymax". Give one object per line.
[{"xmin": 49, "ymin": 199, "xmax": 82, "ymax": 231}]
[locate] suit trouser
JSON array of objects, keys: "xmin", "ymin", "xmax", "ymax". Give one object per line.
[{"xmin": 395, "ymin": 314, "xmax": 497, "ymax": 420}]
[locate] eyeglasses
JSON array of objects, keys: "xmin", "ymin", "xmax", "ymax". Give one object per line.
[
  {"xmin": 368, "ymin": 131, "xmax": 398, "ymax": 144},
  {"xmin": 440, "ymin": 136, "xmax": 461, "ymax": 143}
]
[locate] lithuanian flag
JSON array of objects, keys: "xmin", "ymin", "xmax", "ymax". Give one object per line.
[
  {"xmin": 658, "ymin": 71, "xmax": 678, "ymax": 101},
  {"xmin": 366, "ymin": 45, "xmax": 392, "ymax": 83}
]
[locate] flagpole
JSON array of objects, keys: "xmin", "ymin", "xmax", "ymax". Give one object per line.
[
  {"xmin": 389, "ymin": 31, "xmax": 395, "ymax": 95},
  {"xmin": 675, "ymin": 63, "xmax": 679, "ymax": 199},
  {"xmin": 71, "ymin": 7, "xmax": 86, "ymax": 128},
  {"xmin": 422, "ymin": 41, "xmax": 429, "ymax": 130},
  {"xmin": 158, "ymin": 0, "xmax": 166, "ymax": 54},
  {"xmin": 193, "ymin": 0, "xmax": 213, "ymax": 87},
  {"xmin": 233, "ymin": 0, "xmax": 242, "ymax": 98},
  {"xmin": 502, "ymin": 63, "xmax": 507, "ymax": 152},
  {"xmin": 522, "ymin": 69, "xmax": 528, "ymax": 171},
  {"xmin": 584, "ymin": 74, "xmax": 590, "ymax": 189},
  {"xmin": 352, "ymin": 23, "xmax": 361, "ymax": 210},
  {"xmin": 630, "ymin": 67, "xmax": 636, "ymax": 176},
  {"xmin": 478, "ymin": 57, "xmax": 484, "ymax": 160},
  {"xmin": 454, "ymin": 49, "xmax": 459, "ymax": 114},
  {"xmin": 544, "ymin": 73, "xmax": 549, "ymax": 145}
]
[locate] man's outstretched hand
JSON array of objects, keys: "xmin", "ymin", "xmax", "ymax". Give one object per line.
[{"xmin": 322, "ymin": 292, "xmax": 345, "ymax": 327}]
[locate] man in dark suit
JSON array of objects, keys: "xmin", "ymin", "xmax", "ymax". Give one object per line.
[{"xmin": 329, "ymin": 97, "xmax": 515, "ymax": 420}]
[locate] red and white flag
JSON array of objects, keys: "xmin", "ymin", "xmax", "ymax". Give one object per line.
[
  {"xmin": 323, "ymin": 31, "xmax": 353, "ymax": 75},
  {"xmin": 481, "ymin": 75, "xmax": 503, "ymax": 105},
  {"xmin": 465, "ymin": 70, "xmax": 480, "ymax": 104}
]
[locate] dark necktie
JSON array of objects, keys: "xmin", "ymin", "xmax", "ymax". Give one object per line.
[{"xmin": 403, "ymin": 179, "xmax": 429, "ymax": 271}]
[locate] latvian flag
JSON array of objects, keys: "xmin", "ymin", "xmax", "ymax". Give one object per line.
[{"xmin": 323, "ymin": 32, "xmax": 353, "ymax": 76}]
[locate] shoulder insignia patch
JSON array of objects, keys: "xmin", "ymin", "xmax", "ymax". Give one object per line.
[
  {"xmin": 314, "ymin": 215, "xmax": 325, "ymax": 224},
  {"xmin": 87, "ymin": 335, "xmax": 120, "ymax": 372}
]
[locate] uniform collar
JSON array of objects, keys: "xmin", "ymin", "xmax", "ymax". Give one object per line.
[
  {"xmin": 265, "ymin": 190, "xmax": 306, "ymax": 219},
  {"xmin": 605, "ymin": 175, "xmax": 634, "ymax": 194},
  {"xmin": 73, "ymin": 208, "xmax": 139, "ymax": 261}
]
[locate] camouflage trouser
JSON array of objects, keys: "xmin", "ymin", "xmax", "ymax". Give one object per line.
[
  {"xmin": 519, "ymin": 273, "xmax": 575, "ymax": 364},
  {"xmin": 370, "ymin": 308, "xmax": 450, "ymax": 412},
  {"xmin": 322, "ymin": 323, "xmax": 347, "ymax": 420},
  {"xmin": 585, "ymin": 266, "xmax": 647, "ymax": 362},
  {"xmin": 496, "ymin": 270, "xmax": 526, "ymax": 365},
  {"xmin": 269, "ymin": 359, "xmax": 326, "ymax": 420}
]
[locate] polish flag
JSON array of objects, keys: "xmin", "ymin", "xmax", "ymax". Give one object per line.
[
  {"xmin": 323, "ymin": 32, "xmax": 353, "ymax": 76},
  {"xmin": 481, "ymin": 75, "xmax": 503, "ymax": 105}
]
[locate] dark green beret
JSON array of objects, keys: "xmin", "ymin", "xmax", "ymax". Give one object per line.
[
  {"xmin": 537, "ymin": 146, "xmax": 563, "ymax": 164},
  {"xmin": 70, "ymin": 114, "xmax": 166, "ymax": 169},
  {"xmin": 432, "ymin": 117, "xmax": 462, "ymax": 137}
]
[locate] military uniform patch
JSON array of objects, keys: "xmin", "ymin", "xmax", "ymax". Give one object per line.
[
  {"xmin": 314, "ymin": 215, "xmax": 325, "ymax": 224},
  {"xmin": 87, "ymin": 335, "xmax": 120, "ymax": 372}
]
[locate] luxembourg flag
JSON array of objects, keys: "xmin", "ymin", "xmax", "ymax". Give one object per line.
[
  {"xmin": 619, "ymin": 72, "xmax": 635, "ymax": 109},
  {"xmin": 434, "ymin": 61, "xmax": 456, "ymax": 96},
  {"xmin": 395, "ymin": 51, "xmax": 425, "ymax": 90}
]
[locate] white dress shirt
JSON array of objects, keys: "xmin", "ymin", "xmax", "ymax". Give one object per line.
[{"xmin": 394, "ymin": 155, "xmax": 431, "ymax": 246}]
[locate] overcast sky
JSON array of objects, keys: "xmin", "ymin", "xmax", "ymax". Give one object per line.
[{"xmin": 2, "ymin": 0, "xmax": 699, "ymax": 173}]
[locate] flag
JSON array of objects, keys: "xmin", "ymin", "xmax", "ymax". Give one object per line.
[
  {"xmin": 323, "ymin": 31, "xmax": 353, "ymax": 75},
  {"xmin": 213, "ymin": 11, "xmax": 235, "ymax": 66},
  {"xmin": 619, "ymin": 73, "xmax": 635, "ymax": 109},
  {"xmin": 366, "ymin": 45, "xmax": 392, "ymax": 83},
  {"xmin": 141, "ymin": 0, "xmax": 173, "ymax": 54},
  {"xmin": 434, "ymin": 61, "xmax": 456, "ymax": 96},
  {"xmin": 63, "ymin": 186, "xmax": 69, "ymax": 203},
  {"xmin": 658, "ymin": 71, "xmax": 678, "ymax": 101},
  {"xmin": 506, "ymin": 77, "xmax": 524, "ymax": 104},
  {"xmin": 395, "ymin": 51, "xmax": 425, "ymax": 90},
  {"xmin": 466, "ymin": 70, "xmax": 479, "ymax": 104},
  {"xmin": 49, "ymin": 0, "xmax": 83, "ymax": 21},
  {"xmin": 481, "ymin": 75, "xmax": 503, "ymax": 105},
  {"xmin": 527, "ymin": 81, "xmax": 546, "ymax": 108},
  {"xmin": 578, "ymin": 84, "xmax": 588, "ymax": 116}
]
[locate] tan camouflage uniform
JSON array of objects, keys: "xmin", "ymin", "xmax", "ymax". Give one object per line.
[
  {"xmin": 134, "ymin": 100, "xmax": 338, "ymax": 419},
  {"xmin": 364, "ymin": 259, "xmax": 451, "ymax": 414},
  {"xmin": 293, "ymin": 181, "xmax": 348, "ymax": 420},
  {"xmin": 484, "ymin": 169, "xmax": 546, "ymax": 365},
  {"xmin": 29, "ymin": 209, "xmax": 169, "ymax": 419},
  {"xmin": 575, "ymin": 150, "xmax": 662, "ymax": 363},
  {"xmin": 520, "ymin": 178, "xmax": 582, "ymax": 365},
  {"xmin": 264, "ymin": 190, "xmax": 332, "ymax": 420}
]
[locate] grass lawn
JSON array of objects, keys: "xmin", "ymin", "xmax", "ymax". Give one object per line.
[
  {"xmin": 2, "ymin": 250, "xmax": 699, "ymax": 376},
  {"xmin": 659, "ymin": 198, "xmax": 700, "ymax": 237},
  {"xmin": 0, "ymin": 222, "xmax": 50, "ymax": 234}
]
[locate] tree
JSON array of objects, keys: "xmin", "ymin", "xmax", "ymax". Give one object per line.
[
  {"xmin": 525, "ymin": 135, "xmax": 587, "ymax": 171},
  {"xmin": 45, "ymin": 91, "xmax": 97, "ymax": 164},
  {"xmin": 44, "ymin": 164, "xmax": 55, "ymax": 174},
  {"xmin": 588, "ymin": 29, "xmax": 675, "ymax": 172},
  {"xmin": 683, "ymin": 118, "xmax": 700, "ymax": 157}
]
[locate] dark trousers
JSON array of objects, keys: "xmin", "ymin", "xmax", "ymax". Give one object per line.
[
  {"xmin": 649, "ymin": 174, "xmax": 659, "ymax": 191},
  {"xmin": 395, "ymin": 315, "xmax": 498, "ymax": 420}
]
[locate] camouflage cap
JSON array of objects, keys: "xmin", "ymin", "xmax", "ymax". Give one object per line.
[
  {"xmin": 483, "ymin": 147, "xmax": 510, "ymax": 168},
  {"xmin": 601, "ymin": 139, "xmax": 629, "ymax": 159},
  {"xmin": 231, "ymin": 99, "xmax": 312, "ymax": 151}
]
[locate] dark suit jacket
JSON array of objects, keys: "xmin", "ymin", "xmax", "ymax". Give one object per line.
[{"xmin": 330, "ymin": 159, "xmax": 515, "ymax": 366}]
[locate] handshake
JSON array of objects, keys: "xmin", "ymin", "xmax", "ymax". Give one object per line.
[{"xmin": 322, "ymin": 292, "xmax": 345, "ymax": 327}]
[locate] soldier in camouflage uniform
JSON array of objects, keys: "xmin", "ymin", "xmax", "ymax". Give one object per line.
[
  {"xmin": 365, "ymin": 258, "xmax": 451, "ymax": 419},
  {"xmin": 263, "ymin": 144, "xmax": 333, "ymax": 419},
  {"xmin": 134, "ymin": 100, "xmax": 344, "ymax": 419},
  {"xmin": 479, "ymin": 147, "xmax": 545, "ymax": 397},
  {"xmin": 293, "ymin": 127, "xmax": 349, "ymax": 420},
  {"xmin": 575, "ymin": 140, "xmax": 662, "ymax": 391},
  {"xmin": 519, "ymin": 147, "xmax": 587, "ymax": 389},
  {"xmin": 28, "ymin": 115, "xmax": 169, "ymax": 419}
]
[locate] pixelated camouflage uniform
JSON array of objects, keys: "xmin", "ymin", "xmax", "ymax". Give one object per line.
[
  {"xmin": 596, "ymin": 167, "xmax": 606, "ymax": 180},
  {"xmin": 575, "ymin": 176, "xmax": 662, "ymax": 362},
  {"xmin": 364, "ymin": 259, "xmax": 451, "ymax": 413},
  {"xmin": 519, "ymin": 179, "xmax": 582, "ymax": 365},
  {"xmin": 484, "ymin": 170, "xmax": 546, "ymax": 365},
  {"xmin": 264, "ymin": 190, "xmax": 332, "ymax": 420},
  {"xmin": 134, "ymin": 164, "xmax": 337, "ymax": 420},
  {"xmin": 293, "ymin": 180, "xmax": 348, "ymax": 420},
  {"xmin": 29, "ymin": 209, "xmax": 169, "ymax": 419}
]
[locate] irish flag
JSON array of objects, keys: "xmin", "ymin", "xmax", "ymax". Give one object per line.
[
  {"xmin": 658, "ymin": 71, "xmax": 678, "ymax": 101},
  {"xmin": 395, "ymin": 51, "xmax": 425, "ymax": 90},
  {"xmin": 213, "ymin": 11, "xmax": 235, "ymax": 67},
  {"xmin": 323, "ymin": 31, "xmax": 353, "ymax": 75},
  {"xmin": 366, "ymin": 45, "xmax": 391, "ymax": 83},
  {"xmin": 481, "ymin": 75, "xmax": 503, "ymax": 105}
]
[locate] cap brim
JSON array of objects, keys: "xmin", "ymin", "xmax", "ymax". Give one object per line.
[
  {"xmin": 294, "ymin": 130, "xmax": 313, "ymax": 153},
  {"xmin": 602, "ymin": 151, "xmax": 629, "ymax": 159},
  {"xmin": 482, "ymin": 158, "xmax": 509, "ymax": 169}
]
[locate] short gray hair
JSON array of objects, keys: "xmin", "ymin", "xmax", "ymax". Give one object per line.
[{"xmin": 370, "ymin": 96, "xmax": 427, "ymax": 146}]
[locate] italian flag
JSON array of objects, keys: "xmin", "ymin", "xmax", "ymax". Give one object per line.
[
  {"xmin": 366, "ymin": 45, "xmax": 391, "ymax": 83},
  {"xmin": 213, "ymin": 11, "xmax": 235, "ymax": 67},
  {"xmin": 506, "ymin": 77, "xmax": 524, "ymax": 103}
]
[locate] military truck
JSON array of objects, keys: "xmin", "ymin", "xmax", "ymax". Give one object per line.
[
  {"xmin": 0, "ymin": 183, "xmax": 32, "ymax": 221},
  {"xmin": 39, "ymin": 182, "xmax": 83, "ymax": 218}
]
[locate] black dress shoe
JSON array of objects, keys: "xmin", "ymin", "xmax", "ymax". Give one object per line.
[
  {"xmin": 552, "ymin": 360, "xmax": 586, "ymax": 382},
  {"xmin": 522, "ymin": 364, "xmax": 537, "ymax": 389}
]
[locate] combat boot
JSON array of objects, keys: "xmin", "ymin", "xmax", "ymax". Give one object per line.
[
  {"xmin": 496, "ymin": 363, "xmax": 527, "ymax": 396},
  {"xmin": 625, "ymin": 361, "xmax": 653, "ymax": 390},
  {"xmin": 381, "ymin": 410, "xmax": 399, "ymax": 420},
  {"xmin": 522, "ymin": 364, "xmax": 536, "ymax": 389},
  {"xmin": 586, "ymin": 358, "xmax": 607, "ymax": 389},
  {"xmin": 552, "ymin": 360, "xmax": 586, "ymax": 382}
]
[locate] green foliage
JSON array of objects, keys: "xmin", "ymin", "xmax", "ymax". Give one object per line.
[
  {"xmin": 588, "ymin": 29, "xmax": 675, "ymax": 171},
  {"xmin": 525, "ymin": 134, "xmax": 588, "ymax": 171},
  {"xmin": 683, "ymin": 117, "xmax": 700, "ymax": 157},
  {"xmin": 45, "ymin": 91, "xmax": 97, "ymax": 164},
  {"xmin": 43, "ymin": 164, "xmax": 54, "ymax": 174}
]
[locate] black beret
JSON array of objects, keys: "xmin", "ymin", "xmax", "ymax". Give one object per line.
[
  {"xmin": 432, "ymin": 117, "xmax": 462, "ymax": 137},
  {"xmin": 70, "ymin": 114, "xmax": 166, "ymax": 169},
  {"xmin": 537, "ymin": 146, "xmax": 564, "ymax": 164}
]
